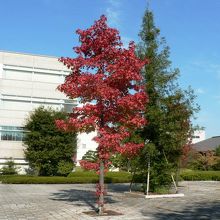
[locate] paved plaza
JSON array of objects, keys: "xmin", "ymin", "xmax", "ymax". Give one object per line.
[{"xmin": 0, "ymin": 181, "xmax": 219, "ymax": 220}]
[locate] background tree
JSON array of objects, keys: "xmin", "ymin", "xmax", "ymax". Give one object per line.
[
  {"xmin": 56, "ymin": 15, "xmax": 147, "ymax": 214},
  {"xmin": 0, "ymin": 158, "xmax": 18, "ymax": 175},
  {"xmin": 82, "ymin": 150, "xmax": 98, "ymax": 164},
  {"xmin": 135, "ymin": 8, "xmax": 199, "ymax": 191},
  {"xmin": 24, "ymin": 106, "xmax": 77, "ymax": 176},
  {"xmin": 190, "ymin": 151, "xmax": 218, "ymax": 171},
  {"xmin": 189, "ymin": 146, "xmax": 220, "ymax": 171},
  {"xmin": 213, "ymin": 146, "xmax": 220, "ymax": 170},
  {"xmin": 215, "ymin": 145, "xmax": 220, "ymax": 156}
]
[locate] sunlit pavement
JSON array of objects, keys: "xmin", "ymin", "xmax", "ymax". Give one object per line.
[{"xmin": 0, "ymin": 181, "xmax": 219, "ymax": 219}]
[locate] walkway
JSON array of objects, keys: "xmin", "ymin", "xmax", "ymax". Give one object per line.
[{"xmin": 0, "ymin": 181, "xmax": 219, "ymax": 219}]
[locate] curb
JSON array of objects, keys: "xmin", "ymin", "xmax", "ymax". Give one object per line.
[{"xmin": 145, "ymin": 193, "xmax": 184, "ymax": 199}]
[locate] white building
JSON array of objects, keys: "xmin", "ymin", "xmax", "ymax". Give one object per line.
[
  {"xmin": 191, "ymin": 130, "xmax": 206, "ymax": 144},
  {"xmin": 0, "ymin": 51, "xmax": 97, "ymax": 173}
]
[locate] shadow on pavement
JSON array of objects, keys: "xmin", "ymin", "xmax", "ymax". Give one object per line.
[
  {"xmin": 142, "ymin": 200, "xmax": 220, "ymax": 220},
  {"xmin": 106, "ymin": 183, "xmax": 129, "ymax": 193},
  {"xmin": 49, "ymin": 186, "xmax": 122, "ymax": 211}
]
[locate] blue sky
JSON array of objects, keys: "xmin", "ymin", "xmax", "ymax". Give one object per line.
[{"xmin": 0, "ymin": 0, "xmax": 220, "ymax": 138}]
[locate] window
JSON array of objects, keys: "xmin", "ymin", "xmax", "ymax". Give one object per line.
[
  {"xmin": 0, "ymin": 126, "xmax": 26, "ymax": 141},
  {"xmin": 82, "ymin": 144, "xmax": 86, "ymax": 149}
]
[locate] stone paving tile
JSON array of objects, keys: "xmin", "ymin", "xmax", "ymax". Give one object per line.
[{"xmin": 0, "ymin": 182, "xmax": 219, "ymax": 219}]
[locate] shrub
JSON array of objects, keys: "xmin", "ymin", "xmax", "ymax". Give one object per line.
[
  {"xmin": 24, "ymin": 107, "xmax": 77, "ymax": 176},
  {"xmin": 180, "ymin": 170, "xmax": 220, "ymax": 181},
  {"xmin": 212, "ymin": 159, "xmax": 220, "ymax": 171},
  {"xmin": 105, "ymin": 172, "xmax": 131, "ymax": 183},
  {"xmin": 57, "ymin": 161, "xmax": 73, "ymax": 176},
  {"xmin": 68, "ymin": 171, "xmax": 98, "ymax": 178},
  {"xmin": 1, "ymin": 171, "xmax": 132, "ymax": 184},
  {"xmin": 0, "ymin": 159, "xmax": 18, "ymax": 175},
  {"xmin": 68, "ymin": 171, "xmax": 132, "ymax": 182},
  {"xmin": 1, "ymin": 176, "xmax": 98, "ymax": 184}
]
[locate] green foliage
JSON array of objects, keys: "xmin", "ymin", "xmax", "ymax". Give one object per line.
[
  {"xmin": 134, "ymin": 8, "xmax": 199, "ymax": 191},
  {"xmin": 57, "ymin": 161, "xmax": 74, "ymax": 176},
  {"xmin": 215, "ymin": 145, "xmax": 220, "ymax": 156},
  {"xmin": 0, "ymin": 176, "xmax": 98, "ymax": 184},
  {"xmin": 0, "ymin": 171, "xmax": 132, "ymax": 184},
  {"xmin": 2, "ymin": 170, "xmax": 219, "ymax": 184},
  {"xmin": 68, "ymin": 171, "xmax": 98, "ymax": 177},
  {"xmin": 0, "ymin": 158, "xmax": 18, "ymax": 175},
  {"xmin": 212, "ymin": 160, "xmax": 220, "ymax": 171},
  {"xmin": 189, "ymin": 151, "xmax": 220, "ymax": 171},
  {"xmin": 82, "ymin": 150, "xmax": 98, "ymax": 162},
  {"xmin": 180, "ymin": 170, "xmax": 220, "ymax": 181},
  {"xmin": 105, "ymin": 171, "xmax": 131, "ymax": 183},
  {"xmin": 24, "ymin": 106, "xmax": 77, "ymax": 176},
  {"xmin": 212, "ymin": 147, "xmax": 220, "ymax": 171},
  {"xmin": 68, "ymin": 171, "xmax": 131, "ymax": 183}
]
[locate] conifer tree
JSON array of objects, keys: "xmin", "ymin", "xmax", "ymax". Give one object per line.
[
  {"xmin": 24, "ymin": 106, "xmax": 77, "ymax": 176},
  {"xmin": 136, "ymin": 9, "xmax": 199, "ymax": 191}
]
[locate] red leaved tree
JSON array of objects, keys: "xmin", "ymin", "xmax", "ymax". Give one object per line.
[{"xmin": 56, "ymin": 15, "xmax": 148, "ymax": 214}]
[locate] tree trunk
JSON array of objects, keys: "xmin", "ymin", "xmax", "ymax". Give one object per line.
[
  {"xmin": 175, "ymin": 160, "xmax": 181, "ymax": 187},
  {"xmin": 98, "ymin": 160, "xmax": 105, "ymax": 215},
  {"xmin": 129, "ymin": 169, "xmax": 136, "ymax": 192},
  {"xmin": 163, "ymin": 150, "xmax": 178, "ymax": 193}
]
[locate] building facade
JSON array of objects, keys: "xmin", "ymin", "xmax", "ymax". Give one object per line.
[
  {"xmin": 192, "ymin": 130, "xmax": 206, "ymax": 144},
  {"xmin": 0, "ymin": 51, "xmax": 97, "ymax": 173}
]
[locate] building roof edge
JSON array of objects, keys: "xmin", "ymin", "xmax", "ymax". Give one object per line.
[{"xmin": 0, "ymin": 49, "xmax": 60, "ymax": 59}]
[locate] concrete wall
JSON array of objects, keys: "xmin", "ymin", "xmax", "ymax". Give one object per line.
[
  {"xmin": 0, "ymin": 51, "xmax": 96, "ymax": 173},
  {"xmin": 76, "ymin": 131, "xmax": 98, "ymax": 165}
]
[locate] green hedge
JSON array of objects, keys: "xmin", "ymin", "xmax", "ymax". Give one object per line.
[
  {"xmin": 0, "ymin": 176, "xmax": 98, "ymax": 184},
  {"xmin": 68, "ymin": 171, "xmax": 98, "ymax": 178},
  {"xmin": 68, "ymin": 171, "xmax": 132, "ymax": 183},
  {"xmin": 0, "ymin": 172, "xmax": 132, "ymax": 184},
  {"xmin": 1, "ymin": 170, "xmax": 219, "ymax": 184},
  {"xmin": 180, "ymin": 170, "xmax": 220, "ymax": 181},
  {"xmin": 105, "ymin": 172, "xmax": 131, "ymax": 183}
]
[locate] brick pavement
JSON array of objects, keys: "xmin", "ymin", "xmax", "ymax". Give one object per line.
[{"xmin": 0, "ymin": 181, "xmax": 219, "ymax": 220}]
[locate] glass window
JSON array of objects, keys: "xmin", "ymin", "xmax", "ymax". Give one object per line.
[{"xmin": 0, "ymin": 126, "xmax": 26, "ymax": 141}]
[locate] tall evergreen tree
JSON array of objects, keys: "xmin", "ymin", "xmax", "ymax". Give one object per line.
[{"xmin": 136, "ymin": 9, "xmax": 199, "ymax": 191}]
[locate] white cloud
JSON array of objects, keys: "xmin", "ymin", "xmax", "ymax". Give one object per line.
[
  {"xmin": 196, "ymin": 88, "xmax": 205, "ymax": 94},
  {"xmin": 106, "ymin": 8, "xmax": 120, "ymax": 27},
  {"xmin": 106, "ymin": 0, "xmax": 121, "ymax": 28},
  {"xmin": 105, "ymin": 0, "xmax": 133, "ymax": 48}
]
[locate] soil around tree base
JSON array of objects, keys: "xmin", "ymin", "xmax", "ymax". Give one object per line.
[{"xmin": 83, "ymin": 209, "xmax": 123, "ymax": 216}]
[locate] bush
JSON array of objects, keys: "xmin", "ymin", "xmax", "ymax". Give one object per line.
[
  {"xmin": 180, "ymin": 170, "xmax": 220, "ymax": 181},
  {"xmin": 57, "ymin": 161, "xmax": 73, "ymax": 176},
  {"xmin": 0, "ymin": 171, "xmax": 132, "ymax": 184},
  {"xmin": 0, "ymin": 159, "xmax": 18, "ymax": 175},
  {"xmin": 0, "ymin": 176, "xmax": 98, "ymax": 184},
  {"xmin": 24, "ymin": 107, "xmax": 77, "ymax": 176},
  {"xmin": 68, "ymin": 171, "xmax": 98, "ymax": 178},
  {"xmin": 212, "ymin": 159, "xmax": 220, "ymax": 171},
  {"xmin": 105, "ymin": 172, "xmax": 131, "ymax": 183},
  {"xmin": 68, "ymin": 171, "xmax": 132, "ymax": 183}
]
